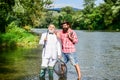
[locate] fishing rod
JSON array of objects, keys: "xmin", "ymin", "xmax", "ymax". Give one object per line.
[{"xmin": 43, "ymin": 30, "xmax": 49, "ymax": 56}]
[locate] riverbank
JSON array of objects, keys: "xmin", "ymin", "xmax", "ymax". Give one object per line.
[
  {"xmin": 0, "ymin": 22, "xmax": 40, "ymax": 50},
  {"xmin": 0, "ymin": 33, "xmax": 39, "ymax": 50}
]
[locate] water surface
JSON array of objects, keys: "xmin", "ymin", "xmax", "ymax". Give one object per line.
[{"xmin": 0, "ymin": 30, "xmax": 120, "ymax": 80}]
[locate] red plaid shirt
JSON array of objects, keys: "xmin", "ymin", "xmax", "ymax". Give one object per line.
[{"xmin": 59, "ymin": 29, "xmax": 78, "ymax": 53}]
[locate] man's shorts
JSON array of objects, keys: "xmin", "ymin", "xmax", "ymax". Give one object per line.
[{"xmin": 62, "ymin": 52, "xmax": 78, "ymax": 66}]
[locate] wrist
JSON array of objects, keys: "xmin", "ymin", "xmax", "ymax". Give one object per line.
[{"xmin": 69, "ymin": 36, "xmax": 73, "ymax": 40}]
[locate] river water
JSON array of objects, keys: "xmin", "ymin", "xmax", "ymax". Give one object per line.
[{"xmin": 0, "ymin": 29, "xmax": 120, "ymax": 80}]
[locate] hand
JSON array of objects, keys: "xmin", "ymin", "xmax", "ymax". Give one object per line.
[
  {"xmin": 54, "ymin": 30, "xmax": 58, "ymax": 35},
  {"xmin": 44, "ymin": 37, "xmax": 47, "ymax": 41},
  {"xmin": 56, "ymin": 31, "xmax": 60, "ymax": 38},
  {"xmin": 68, "ymin": 32, "xmax": 73, "ymax": 40}
]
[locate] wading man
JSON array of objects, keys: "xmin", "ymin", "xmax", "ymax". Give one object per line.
[
  {"xmin": 58, "ymin": 21, "xmax": 82, "ymax": 80},
  {"xmin": 39, "ymin": 24, "xmax": 62, "ymax": 80}
]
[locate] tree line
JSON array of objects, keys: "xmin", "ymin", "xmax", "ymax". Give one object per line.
[{"xmin": 0, "ymin": 0, "xmax": 120, "ymax": 33}]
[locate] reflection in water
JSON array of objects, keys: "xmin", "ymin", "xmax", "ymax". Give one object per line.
[
  {"xmin": 0, "ymin": 30, "xmax": 120, "ymax": 80},
  {"xmin": 0, "ymin": 48, "xmax": 42, "ymax": 80}
]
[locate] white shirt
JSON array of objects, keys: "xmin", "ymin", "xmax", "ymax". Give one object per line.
[{"xmin": 39, "ymin": 32, "xmax": 62, "ymax": 59}]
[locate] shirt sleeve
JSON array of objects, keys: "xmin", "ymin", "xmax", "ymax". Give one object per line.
[
  {"xmin": 72, "ymin": 31, "xmax": 78, "ymax": 44},
  {"xmin": 39, "ymin": 33, "xmax": 45, "ymax": 45},
  {"xmin": 57, "ymin": 38, "xmax": 62, "ymax": 56}
]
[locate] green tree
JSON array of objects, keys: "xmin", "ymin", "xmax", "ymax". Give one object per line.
[
  {"xmin": 82, "ymin": 0, "xmax": 96, "ymax": 30},
  {"xmin": 83, "ymin": 0, "xmax": 96, "ymax": 14},
  {"xmin": 61, "ymin": 6, "xmax": 74, "ymax": 14},
  {"xmin": 0, "ymin": 0, "xmax": 15, "ymax": 33},
  {"xmin": 104, "ymin": 0, "xmax": 117, "ymax": 3},
  {"xmin": 98, "ymin": 0, "xmax": 120, "ymax": 30},
  {"xmin": 59, "ymin": 6, "xmax": 75, "ymax": 28},
  {"xmin": 15, "ymin": 0, "xmax": 53, "ymax": 27},
  {"xmin": 111, "ymin": 0, "xmax": 120, "ymax": 30},
  {"xmin": 0, "ymin": 0, "xmax": 53, "ymax": 33}
]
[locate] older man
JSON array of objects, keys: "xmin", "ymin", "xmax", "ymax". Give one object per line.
[{"xmin": 39, "ymin": 24, "xmax": 61, "ymax": 80}]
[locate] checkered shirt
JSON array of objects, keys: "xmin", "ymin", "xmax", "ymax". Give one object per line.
[{"xmin": 59, "ymin": 29, "xmax": 78, "ymax": 53}]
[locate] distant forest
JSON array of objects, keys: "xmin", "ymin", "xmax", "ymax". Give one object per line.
[{"xmin": 0, "ymin": 0, "xmax": 120, "ymax": 32}]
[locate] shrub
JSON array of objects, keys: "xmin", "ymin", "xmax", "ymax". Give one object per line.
[{"xmin": 0, "ymin": 21, "xmax": 38, "ymax": 48}]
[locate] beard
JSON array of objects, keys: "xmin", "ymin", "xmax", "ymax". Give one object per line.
[
  {"xmin": 63, "ymin": 28, "xmax": 68, "ymax": 33},
  {"xmin": 49, "ymin": 30, "xmax": 54, "ymax": 33}
]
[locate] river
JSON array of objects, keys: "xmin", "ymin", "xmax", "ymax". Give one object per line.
[{"xmin": 0, "ymin": 29, "xmax": 120, "ymax": 80}]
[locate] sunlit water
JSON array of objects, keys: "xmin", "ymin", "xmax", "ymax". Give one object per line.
[
  {"xmin": 0, "ymin": 29, "xmax": 120, "ymax": 80},
  {"xmin": 76, "ymin": 31, "xmax": 120, "ymax": 80}
]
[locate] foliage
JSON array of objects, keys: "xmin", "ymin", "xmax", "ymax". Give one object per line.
[
  {"xmin": 83, "ymin": 0, "xmax": 96, "ymax": 14},
  {"xmin": 1, "ymin": 0, "xmax": 120, "ymax": 32},
  {"xmin": 0, "ymin": 0, "xmax": 15, "ymax": 33},
  {"xmin": 48, "ymin": 0, "xmax": 120, "ymax": 31},
  {"xmin": 0, "ymin": 0, "xmax": 53, "ymax": 33},
  {"xmin": 0, "ymin": 22, "xmax": 39, "ymax": 48},
  {"xmin": 61, "ymin": 6, "xmax": 74, "ymax": 14},
  {"xmin": 13, "ymin": 0, "xmax": 53, "ymax": 27}
]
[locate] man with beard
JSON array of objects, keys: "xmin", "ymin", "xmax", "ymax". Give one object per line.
[
  {"xmin": 57, "ymin": 21, "xmax": 82, "ymax": 80},
  {"xmin": 39, "ymin": 24, "xmax": 62, "ymax": 80}
]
